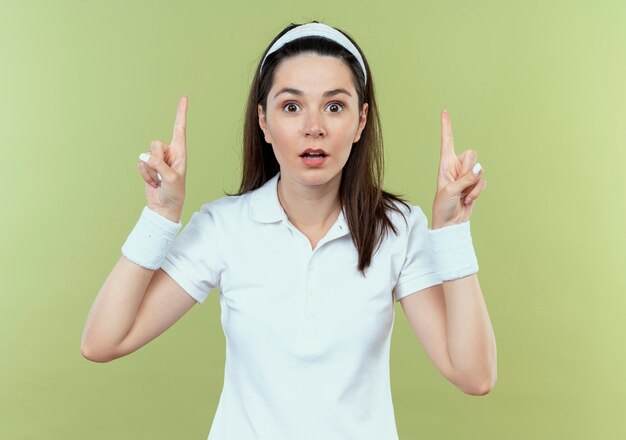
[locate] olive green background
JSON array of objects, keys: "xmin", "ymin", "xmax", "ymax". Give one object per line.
[{"xmin": 1, "ymin": 0, "xmax": 624, "ymax": 438}]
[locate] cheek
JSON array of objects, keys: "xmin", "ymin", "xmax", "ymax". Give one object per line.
[
  {"xmin": 336, "ymin": 118, "xmax": 360, "ymax": 142},
  {"xmin": 267, "ymin": 124, "xmax": 297, "ymax": 160},
  {"xmin": 267, "ymin": 118, "xmax": 297, "ymax": 143}
]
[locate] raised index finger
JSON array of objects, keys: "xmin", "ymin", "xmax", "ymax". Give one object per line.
[
  {"xmin": 440, "ymin": 110, "xmax": 456, "ymax": 158},
  {"xmin": 171, "ymin": 94, "xmax": 188, "ymax": 148}
]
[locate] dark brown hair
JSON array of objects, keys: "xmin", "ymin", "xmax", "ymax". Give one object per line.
[{"xmin": 230, "ymin": 21, "xmax": 410, "ymax": 276}]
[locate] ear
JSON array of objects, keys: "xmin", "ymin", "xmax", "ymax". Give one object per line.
[
  {"xmin": 258, "ymin": 104, "xmax": 272, "ymax": 144},
  {"xmin": 353, "ymin": 103, "xmax": 369, "ymax": 143}
]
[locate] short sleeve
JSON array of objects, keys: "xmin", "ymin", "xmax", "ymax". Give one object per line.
[
  {"xmin": 160, "ymin": 207, "xmax": 222, "ymax": 304},
  {"xmin": 392, "ymin": 205, "xmax": 443, "ymax": 302}
]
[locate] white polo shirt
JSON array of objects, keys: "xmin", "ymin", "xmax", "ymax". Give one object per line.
[{"xmin": 160, "ymin": 171, "xmax": 443, "ymax": 440}]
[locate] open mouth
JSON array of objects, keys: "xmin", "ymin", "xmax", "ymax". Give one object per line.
[{"xmin": 299, "ymin": 149, "xmax": 328, "ymax": 158}]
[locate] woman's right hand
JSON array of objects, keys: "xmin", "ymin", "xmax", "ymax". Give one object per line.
[{"xmin": 137, "ymin": 95, "xmax": 188, "ymax": 223}]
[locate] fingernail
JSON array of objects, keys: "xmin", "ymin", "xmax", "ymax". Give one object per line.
[
  {"xmin": 139, "ymin": 153, "xmax": 150, "ymax": 163},
  {"xmin": 472, "ymin": 162, "xmax": 482, "ymax": 175},
  {"xmin": 157, "ymin": 172, "xmax": 162, "ymax": 181}
]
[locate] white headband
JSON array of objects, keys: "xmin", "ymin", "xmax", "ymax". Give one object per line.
[{"xmin": 259, "ymin": 23, "xmax": 367, "ymax": 84}]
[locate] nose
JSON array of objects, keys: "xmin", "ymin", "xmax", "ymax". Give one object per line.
[{"xmin": 304, "ymin": 110, "xmax": 326, "ymax": 138}]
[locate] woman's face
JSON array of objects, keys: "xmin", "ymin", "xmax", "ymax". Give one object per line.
[{"xmin": 258, "ymin": 53, "xmax": 368, "ymax": 188}]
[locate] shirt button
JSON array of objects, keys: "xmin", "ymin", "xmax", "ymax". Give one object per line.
[
  {"xmin": 307, "ymin": 311, "xmax": 316, "ymax": 318},
  {"xmin": 307, "ymin": 288, "xmax": 314, "ymax": 296}
]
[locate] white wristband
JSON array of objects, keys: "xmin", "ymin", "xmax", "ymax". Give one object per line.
[
  {"xmin": 427, "ymin": 220, "xmax": 479, "ymax": 281},
  {"xmin": 121, "ymin": 206, "xmax": 182, "ymax": 270}
]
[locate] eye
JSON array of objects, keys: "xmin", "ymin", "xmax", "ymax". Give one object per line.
[
  {"xmin": 282, "ymin": 102, "xmax": 300, "ymax": 113},
  {"xmin": 326, "ymin": 102, "xmax": 345, "ymax": 113}
]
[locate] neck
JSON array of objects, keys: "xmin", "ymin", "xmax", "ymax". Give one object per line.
[{"xmin": 276, "ymin": 172, "xmax": 342, "ymax": 231}]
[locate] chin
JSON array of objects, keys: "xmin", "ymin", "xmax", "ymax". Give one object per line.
[{"xmin": 283, "ymin": 166, "xmax": 343, "ymax": 187}]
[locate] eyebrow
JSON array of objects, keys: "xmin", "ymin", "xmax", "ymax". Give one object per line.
[{"xmin": 273, "ymin": 87, "xmax": 353, "ymax": 99}]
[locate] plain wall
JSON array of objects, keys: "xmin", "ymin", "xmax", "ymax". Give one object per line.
[{"xmin": 1, "ymin": 0, "xmax": 624, "ymax": 438}]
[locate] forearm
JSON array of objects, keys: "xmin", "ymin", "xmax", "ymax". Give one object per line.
[
  {"xmin": 443, "ymin": 273, "xmax": 497, "ymax": 394},
  {"xmin": 81, "ymin": 256, "xmax": 155, "ymax": 361},
  {"xmin": 81, "ymin": 206, "xmax": 182, "ymax": 361}
]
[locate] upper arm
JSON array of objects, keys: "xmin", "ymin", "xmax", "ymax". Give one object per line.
[
  {"xmin": 399, "ymin": 284, "xmax": 455, "ymax": 383},
  {"xmin": 113, "ymin": 268, "xmax": 198, "ymax": 360}
]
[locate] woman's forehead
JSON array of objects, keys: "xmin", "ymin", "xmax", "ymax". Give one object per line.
[{"xmin": 270, "ymin": 54, "xmax": 356, "ymax": 98}]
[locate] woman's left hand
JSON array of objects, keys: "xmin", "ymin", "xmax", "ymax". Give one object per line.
[{"xmin": 431, "ymin": 110, "xmax": 486, "ymax": 229}]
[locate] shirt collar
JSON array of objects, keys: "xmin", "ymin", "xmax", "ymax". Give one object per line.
[
  {"xmin": 249, "ymin": 172, "xmax": 285, "ymax": 223},
  {"xmin": 249, "ymin": 171, "xmax": 349, "ymax": 236}
]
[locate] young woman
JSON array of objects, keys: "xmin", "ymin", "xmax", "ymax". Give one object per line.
[{"xmin": 81, "ymin": 21, "xmax": 496, "ymax": 440}]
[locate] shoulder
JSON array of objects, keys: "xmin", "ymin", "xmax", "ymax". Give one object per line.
[
  {"xmin": 197, "ymin": 183, "xmax": 271, "ymax": 215},
  {"xmin": 198, "ymin": 192, "xmax": 248, "ymax": 216},
  {"xmin": 192, "ymin": 189, "xmax": 261, "ymax": 231},
  {"xmin": 385, "ymin": 199, "xmax": 430, "ymax": 234}
]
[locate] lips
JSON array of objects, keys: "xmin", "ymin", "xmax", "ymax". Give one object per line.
[
  {"xmin": 299, "ymin": 148, "xmax": 329, "ymax": 168},
  {"xmin": 299, "ymin": 148, "xmax": 328, "ymax": 157}
]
